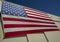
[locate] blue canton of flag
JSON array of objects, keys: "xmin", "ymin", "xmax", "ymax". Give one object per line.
[{"xmin": 2, "ymin": 1, "xmax": 27, "ymax": 17}]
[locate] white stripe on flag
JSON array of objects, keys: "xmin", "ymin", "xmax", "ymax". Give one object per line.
[
  {"xmin": 2, "ymin": 14, "xmax": 54, "ymax": 22},
  {"xmin": 27, "ymin": 14, "xmax": 50, "ymax": 19},
  {"xmin": 3, "ymin": 21, "xmax": 56, "ymax": 26},
  {"xmin": 4, "ymin": 27, "xmax": 57, "ymax": 33},
  {"xmin": 26, "ymin": 11, "xmax": 49, "ymax": 17}
]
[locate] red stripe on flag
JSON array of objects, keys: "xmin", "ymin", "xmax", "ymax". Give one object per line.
[
  {"xmin": 27, "ymin": 13, "xmax": 50, "ymax": 18},
  {"xmin": 24, "ymin": 7, "xmax": 47, "ymax": 15},
  {"xmin": 28, "ymin": 16, "xmax": 53, "ymax": 21},
  {"xmin": 3, "ymin": 17, "xmax": 55, "ymax": 24},
  {"xmin": 4, "ymin": 29, "xmax": 58, "ymax": 38},
  {"xmin": 25, "ymin": 10, "xmax": 49, "ymax": 17},
  {"xmin": 4, "ymin": 24, "xmax": 57, "ymax": 28}
]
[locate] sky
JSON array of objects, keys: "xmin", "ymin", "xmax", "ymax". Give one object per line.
[{"xmin": 6, "ymin": 0, "xmax": 60, "ymax": 16}]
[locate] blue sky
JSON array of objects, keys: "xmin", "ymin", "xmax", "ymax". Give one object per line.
[{"xmin": 6, "ymin": 0, "xmax": 60, "ymax": 16}]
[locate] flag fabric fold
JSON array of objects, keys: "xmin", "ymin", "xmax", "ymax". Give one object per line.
[{"xmin": 1, "ymin": 1, "xmax": 58, "ymax": 38}]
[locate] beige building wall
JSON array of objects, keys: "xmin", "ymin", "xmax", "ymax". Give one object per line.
[
  {"xmin": 0, "ymin": 1, "xmax": 60, "ymax": 42},
  {"xmin": 48, "ymin": 14, "xmax": 60, "ymax": 29},
  {"xmin": 0, "ymin": 1, "xmax": 3, "ymax": 42}
]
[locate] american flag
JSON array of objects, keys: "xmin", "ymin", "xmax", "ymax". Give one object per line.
[{"xmin": 1, "ymin": 1, "xmax": 58, "ymax": 38}]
